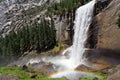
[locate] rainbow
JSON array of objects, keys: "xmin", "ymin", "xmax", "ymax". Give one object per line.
[{"xmin": 48, "ymin": 70, "xmax": 99, "ymax": 80}]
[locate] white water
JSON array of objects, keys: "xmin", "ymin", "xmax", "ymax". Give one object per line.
[
  {"xmin": 63, "ymin": 0, "xmax": 95, "ymax": 67},
  {"xmin": 58, "ymin": 0, "xmax": 95, "ymax": 70},
  {"xmin": 27, "ymin": 0, "xmax": 95, "ymax": 71}
]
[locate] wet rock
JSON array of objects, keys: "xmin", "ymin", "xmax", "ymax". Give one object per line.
[
  {"xmin": 34, "ymin": 62, "xmax": 56, "ymax": 76},
  {"xmin": 30, "ymin": 61, "xmax": 46, "ymax": 69},
  {"xmin": 84, "ymin": 49, "xmax": 120, "ymax": 70},
  {"xmin": 75, "ymin": 64, "xmax": 94, "ymax": 71}
]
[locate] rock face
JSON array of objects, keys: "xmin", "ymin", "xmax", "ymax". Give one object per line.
[
  {"xmin": 54, "ymin": 12, "xmax": 75, "ymax": 43},
  {"xmin": 107, "ymin": 65, "xmax": 120, "ymax": 80},
  {"xmin": 96, "ymin": 0, "xmax": 120, "ymax": 50},
  {"xmin": 0, "ymin": 0, "xmax": 60, "ymax": 36}
]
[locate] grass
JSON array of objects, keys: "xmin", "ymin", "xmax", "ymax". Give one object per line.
[
  {"xmin": 53, "ymin": 43, "xmax": 65, "ymax": 52},
  {"xmin": 0, "ymin": 67, "xmax": 67, "ymax": 80},
  {"xmin": 54, "ymin": 45, "xmax": 61, "ymax": 52},
  {"xmin": 0, "ymin": 67, "xmax": 30, "ymax": 80}
]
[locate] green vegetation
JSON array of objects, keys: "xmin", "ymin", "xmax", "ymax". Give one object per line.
[
  {"xmin": 47, "ymin": 0, "xmax": 91, "ymax": 15},
  {"xmin": 0, "ymin": 67, "xmax": 67, "ymax": 80},
  {"xmin": 94, "ymin": 71, "xmax": 108, "ymax": 79},
  {"xmin": 0, "ymin": 19, "xmax": 56, "ymax": 57},
  {"xmin": 54, "ymin": 45, "xmax": 61, "ymax": 52},
  {"xmin": 54, "ymin": 43, "xmax": 65, "ymax": 52}
]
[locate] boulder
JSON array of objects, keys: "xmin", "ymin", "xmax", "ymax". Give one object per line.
[
  {"xmin": 34, "ymin": 62, "xmax": 56, "ymax": 76},
  {"xmin": 95, "ymin": 0, "xmax": 120, "ymax": 50}
]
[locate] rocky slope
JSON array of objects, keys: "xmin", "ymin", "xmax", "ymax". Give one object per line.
[
  {"xmin": 96, "ymin": 0, "xmax": 120, "ymax": 50},
  {"xmin": 87, "ymin": 1, "xmax": 120, "ymax": 78},
  {"xmin": 0, "ymin": 0, "xmax": 73, "ymax": 44},
  {"xmin": 0, "ymin": 0, "xmax": 60, "ymax": 36}
]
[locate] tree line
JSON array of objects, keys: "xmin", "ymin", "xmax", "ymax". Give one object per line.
[
  {"xmin": 0, "ymin": 19, "xmax": 56, "ymax": 57},
  {"xmin": 47, "ymin": 0, "xmax": 91, "ymax": 15}
]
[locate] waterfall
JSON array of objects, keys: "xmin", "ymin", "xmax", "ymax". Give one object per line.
[
  {"xmin": 66, "ymin": 0, "xmax": 95, "ymax": 66},
  {"xmin": 28, "ymin": 0, "xmax": 96, "ymax": 71}
]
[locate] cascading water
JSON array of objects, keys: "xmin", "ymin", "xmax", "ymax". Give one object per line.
[
  {"xmin": 27, "ymin": 0, "xmax": 96, "ymax": 71},
  {"xmin": 64, "ymin": 0, "xmax": 96, "ymax": 67},
  {"xmin": 55, "ymin": 0, "xmax": 95, "ymax": 70}
]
